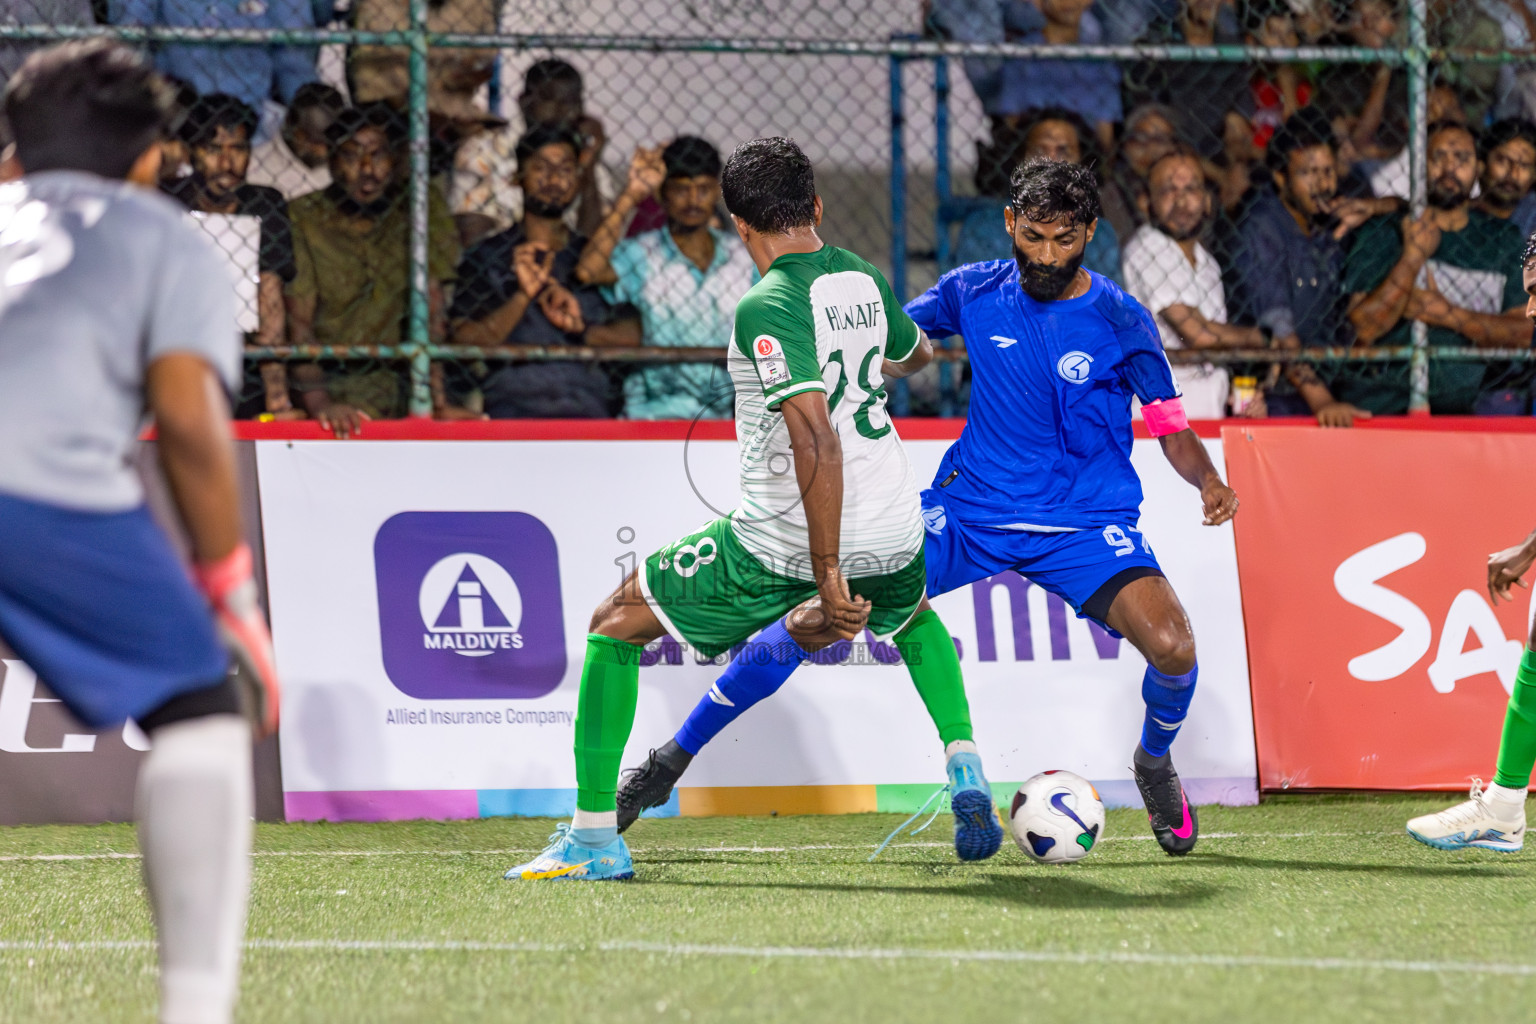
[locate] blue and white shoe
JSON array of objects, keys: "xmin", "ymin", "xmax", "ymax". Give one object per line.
[
  {"xmin": 503, "ymin": 824, "xmax": 636, "ymax": 881},
  {"xmin": 947, "ymin": 751, "xmax": 1004, "ymax": 861},
  {"xmin": 1407, "ymin": 779, "xmax": 1525, "ymax": 853}
]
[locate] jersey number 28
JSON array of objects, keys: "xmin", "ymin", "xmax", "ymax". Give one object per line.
[{"xmin": 825, "ymin": 347, "xmax": 892, "ymax": 441}]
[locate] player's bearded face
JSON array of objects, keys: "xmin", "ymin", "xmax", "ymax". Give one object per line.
[{"xmin": 1010, "ymin": 214, "xmax": 1087, "ymax": 302}]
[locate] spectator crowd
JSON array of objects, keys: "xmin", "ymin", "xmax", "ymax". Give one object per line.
[
  {"xmin": 3, "ymin": 0, "xmax": 1536, "ymax": 422},
  {"xmin": 936, "ymin": 0, "xmax": 1536, "ymax": 420}
]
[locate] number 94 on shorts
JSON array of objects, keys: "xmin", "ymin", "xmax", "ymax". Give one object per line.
[{"xmin": 638, "ymin": 515, "xmax": 925, "ymax": 660}]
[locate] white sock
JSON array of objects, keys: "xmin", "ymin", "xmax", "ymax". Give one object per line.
[
  {"xmin": 136, "ymin": 714, "xmax": 252, "ymax": 1024},
  {"xmin": 1486, "ymin": 782, "xmax": 1528, "ymax": 811},
  {"xmin": 945, "ymin": 740, "xmax": 978, "ymax": 759},
  {"xmin": 571, "ymin": 809, "xmax": 617, "ymax": 832}
]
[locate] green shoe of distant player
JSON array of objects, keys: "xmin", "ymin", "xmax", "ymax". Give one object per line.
[{"xmin": 503, "ymin": 824, "xmax": 635, "ymax": 881}]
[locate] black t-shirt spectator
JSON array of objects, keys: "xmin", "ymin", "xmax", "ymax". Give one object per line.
[
  {"xmin": 449, "ymin": 224, "xmax": 609, "ymax": 341},
  {"xmin": 450, "ymin": 224, "xmax": 616, "ymax": 418},
  {"xmin": 163, "ymin": 177, "xmax": 297, "ymax": 283}
]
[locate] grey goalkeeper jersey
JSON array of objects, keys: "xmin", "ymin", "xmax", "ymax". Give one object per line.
[{"xmin": 0, "ymin": 171, "xmax": 240, "ymax": 511}]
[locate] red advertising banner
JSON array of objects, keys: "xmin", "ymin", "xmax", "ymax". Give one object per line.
[{"xmin": 1224, "ymin": 426, "xmax": 1536, "ymax": 791}]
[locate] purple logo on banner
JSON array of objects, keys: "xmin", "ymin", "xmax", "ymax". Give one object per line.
[{"xmin": 374, "ymin": 512, "xmax": 566, "ymax": 699}]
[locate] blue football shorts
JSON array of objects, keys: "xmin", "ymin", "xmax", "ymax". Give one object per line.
[
  {"xmin": 0, "ymin": 491, "xmax": 229, "ymax": 727},
  {"xmin": 920, "ymin": 488, "xmax": 1164, "ymax": 630}
]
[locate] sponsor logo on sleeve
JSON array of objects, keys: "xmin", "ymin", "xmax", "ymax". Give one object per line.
[{"xmin": 754, "ymin": 334, "xmax": 792, "ymax": 388}]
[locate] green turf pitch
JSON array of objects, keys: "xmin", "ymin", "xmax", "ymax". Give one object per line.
[{"xmin": 2, "ymin": 794, "xmax": 1535, "ymax": 1023}]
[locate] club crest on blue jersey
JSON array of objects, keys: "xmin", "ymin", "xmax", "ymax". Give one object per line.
[{"xmin": 1056, "ymin": 350, "xmax": 1094, "ymax": 384}]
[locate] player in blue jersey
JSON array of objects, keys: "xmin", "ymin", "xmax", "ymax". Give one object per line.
[
  {"xmin": 0, "ymin": 43, "xmax": 280, "ymax": 1023},
  {"xmin": 616, "ymin": 158, "xmax": 1239, "ymax": 857}
]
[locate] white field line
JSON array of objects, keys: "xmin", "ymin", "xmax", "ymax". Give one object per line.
[
  {"xmin": 0, "ymin": 830, "xmax": 1386, "ymax": 864},
  {"xmin": 0, "ymin": 938, "xmax": 1531, "ymax": 977}
]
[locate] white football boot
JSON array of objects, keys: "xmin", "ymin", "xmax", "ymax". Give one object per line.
[{"xmin": 1407, "ymin": 779, "xmax": 1526, "ymax": 852}]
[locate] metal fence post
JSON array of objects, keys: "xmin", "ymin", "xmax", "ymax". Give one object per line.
[
  {"xmin": 406, "ymin": 0, "xmax": 433, "ymax": 418},
  {"xmin": 889, "ymin": 50, "xmax": 911, "ymax": 417},
  {"xmin": 1406, "ymin": 0, "xmax": 1430, "ymax": 414},
  {"xmin": 933, "ymin": 54, "xmax": 957, "ymax": 418}
]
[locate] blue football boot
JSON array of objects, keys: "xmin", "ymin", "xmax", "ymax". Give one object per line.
[
  {"xmin": 503, "ymin": 824, "xmax": 635, "ymax": 881},
  {"xmin": 947, "ymin": 750, "xmax": 1004, "ymax": 861}
]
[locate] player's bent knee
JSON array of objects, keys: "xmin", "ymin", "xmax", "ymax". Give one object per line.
[
  {"xmin": 1144, "ymin": 631, "xmax": 1196, "ymax": 677},
  {"xmin": 138, "ymin": 677, "xmax": 243, "ymax": 734},
  {"xmin": 587, "ymin": 576, "xmax": 663, "ymax": 645}
]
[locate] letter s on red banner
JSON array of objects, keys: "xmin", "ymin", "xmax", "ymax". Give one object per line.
[{"xmin": 1223, "ymin": 427, "xmax": 1536, "ymax": 791}]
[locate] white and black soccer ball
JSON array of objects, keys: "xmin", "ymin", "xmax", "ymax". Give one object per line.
[{"xmin": 1009, "ymin": 770, "xmax": 1106, "ymax": 864}]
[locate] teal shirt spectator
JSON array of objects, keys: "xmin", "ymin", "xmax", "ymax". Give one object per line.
[
  {"xmin": 604, "ymin": 226, "xmax": 759, "ymax": 420},
  {"xmin": 951, "ymin": 198, "xmax": 1121, "ymax": 282}
]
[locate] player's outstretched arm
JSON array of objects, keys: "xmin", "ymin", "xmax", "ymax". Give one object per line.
[
  {"xmin": 881, "ymin": 329, "xmax": 934, "ymax": 381},
  {"xmin": 780, "ymin": 390, "xmax": 870, "ymax": 637},
  {"xmin": 1489, "ymin": 531, "xmax": 1536, "ymax": 606},
  {"xmin": 1157, "ymin": 428, "xmax": 1239, "ymax": 527}
]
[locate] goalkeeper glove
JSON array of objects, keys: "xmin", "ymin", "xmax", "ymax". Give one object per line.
[{"xmin": 193, "ymin": 542, "xmax": 281, "ymax": 737}]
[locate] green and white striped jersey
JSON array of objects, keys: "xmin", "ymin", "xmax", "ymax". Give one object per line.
[{"xmin": 728, "ymin": 245, "xmax": 923, "ymax": 581}]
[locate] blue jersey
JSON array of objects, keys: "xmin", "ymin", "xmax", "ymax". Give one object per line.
[{"xmin": 906, "ymin": 261, "xmax": 1179, "ymax": 530}]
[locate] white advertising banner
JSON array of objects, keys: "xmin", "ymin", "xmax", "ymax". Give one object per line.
[{"xmin": 257, "ymin": 437, "xmax": 1256, "ymax": 821}]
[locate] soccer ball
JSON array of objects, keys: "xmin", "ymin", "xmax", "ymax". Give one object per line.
[{"xmin": 1009, "ymin": 770, "xmax": 1105, "ymax": 864}]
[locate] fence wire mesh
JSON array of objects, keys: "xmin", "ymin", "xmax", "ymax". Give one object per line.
[{"xmin": 3, "ymin": 0, "xmax": 1536, "ymax": 419}]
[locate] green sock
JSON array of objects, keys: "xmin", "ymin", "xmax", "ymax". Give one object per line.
[
  {"xmin": 574, "ymin": 634, "xmax": 642, "ymax": 813},
  {"xmin": 1493, "ymin": 647, "xmax": 1536, "ymax": 790},
  {"xmin": 896, "ymin": 609, "xmax": 974, "ymax": 747}
]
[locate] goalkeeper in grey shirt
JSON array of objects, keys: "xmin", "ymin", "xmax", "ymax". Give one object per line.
[{"xmin": 0, "ymin": 41, "xmax": 280, "ymax": 1024}]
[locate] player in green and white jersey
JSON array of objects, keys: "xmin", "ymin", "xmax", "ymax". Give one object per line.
[{"xmin": 506, "ymin": 137, "xmax": 996, "ymax": 881}]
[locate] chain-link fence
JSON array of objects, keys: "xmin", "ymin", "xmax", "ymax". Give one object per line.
[{"xmin": 3, "ymin": 0, "xmax": 1535, "ymax": 419}]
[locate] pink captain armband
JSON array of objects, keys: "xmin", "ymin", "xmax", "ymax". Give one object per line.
[{"xmin": 1141, "ymin": 397, "xmax": 1189, "ymax": 438}]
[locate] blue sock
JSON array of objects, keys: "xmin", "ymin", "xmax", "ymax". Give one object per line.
[
  {"xmin": 1140, "ymin": 662, "xmax": 1198, "ymax": 759},
  {"xmin": 675, "ymin": 620, "xmax": 808, "ymax": 754}
]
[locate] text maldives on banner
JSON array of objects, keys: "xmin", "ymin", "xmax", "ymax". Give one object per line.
[
  {"xmin": 374, "ymin": 512, "xmax": 565, "ymax": 699},
  {"xmin": 1223, "ymin": 427, "xmax": 1536, "ymax": 791}
]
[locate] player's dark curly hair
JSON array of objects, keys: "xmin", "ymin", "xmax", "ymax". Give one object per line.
[
  {"xmin": 1522, "ymin": 229, "xmax": 1536, "ymax": 269},
  {"xmin": 3, "ymin": 40, "xmax": 173, "ymax": 179},
  {"xmin": 1007, "ymin": 157, "xmax": 1101, "ymax": 228},
  {"xmin": 179, "ymin": 93, "xmax": 258, "ymax": 148},
  {"xmin": 721, "ymin": 137, "xmax": 817, "ymax": 234}
]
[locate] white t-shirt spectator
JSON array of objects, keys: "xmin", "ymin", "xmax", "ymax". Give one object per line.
[
  {"xmin": 1121, "ymin": 223, "xmax": 1231, "ymax": 419},
  {"xmin": 249, "ymin": 134, "xmax": 332, "ymax": 200}
]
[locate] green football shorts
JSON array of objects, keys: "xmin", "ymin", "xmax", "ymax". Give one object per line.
[{"xmin": 638, "ymin": 515, "xmax": 926, "ymax": 659}]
